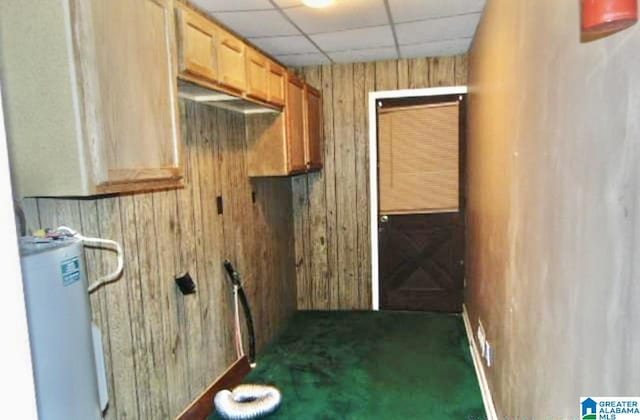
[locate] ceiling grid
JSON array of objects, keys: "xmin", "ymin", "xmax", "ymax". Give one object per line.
[{"xmin": 192, "ymin": 0, "xmax": 484, "ymax": 66}]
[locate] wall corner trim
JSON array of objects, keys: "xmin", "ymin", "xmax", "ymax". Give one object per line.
[{"xmin": 462, "ymin": 305, "xmax": 499, "ymax": 420}]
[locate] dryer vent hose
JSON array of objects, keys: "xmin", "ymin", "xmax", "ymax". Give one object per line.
[{"xmin": 214, "ymin": 384, "xmax": 281, "ymax": 420}]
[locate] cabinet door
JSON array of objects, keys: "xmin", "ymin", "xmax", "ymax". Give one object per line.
[
  {"xmin": 217, "ymin": 28, "xmax": 247, "ymax": 92},
  {"xmin": 304, "ymin": 84, "xmax": 323, "ymax": 170},
  {"xmin": 75, "ymin": 0, "xmax": 183, "ymax": 189},
  {"xmin": 267, "ymin": 62, "xmax": 286, "ymax": 106},
  {"xmin": 246, "ymin": 48, "xmax": 269, "ymax": 101},
  {"xmin": 175, "ymin": 4, "xmax": 218, "ymax": 83},
  {"xmin": 287, "ymin": 76, "xmax": 306, "ymax": 173}
]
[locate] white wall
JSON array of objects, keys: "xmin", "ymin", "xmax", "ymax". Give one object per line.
[
  {"xmin": 467, "ymin": 0, "xmax": 640, "ymax": 416},
  {"xmin": 0, "ymin": 85, "xmax": 37, "ymax": 417}
]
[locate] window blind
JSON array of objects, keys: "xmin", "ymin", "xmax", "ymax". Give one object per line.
[{"xmin": 378, "ymin": 101, "xmax": 459, "ymax": 214}]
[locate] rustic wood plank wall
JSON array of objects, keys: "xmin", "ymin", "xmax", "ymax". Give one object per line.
[
  {"xmin": 22, "ymin": 101, "xmax": 297, "ymax": 419},
  {"xmin": 293, "ymin": 54, "xmax": 468, "ymax": 310}
]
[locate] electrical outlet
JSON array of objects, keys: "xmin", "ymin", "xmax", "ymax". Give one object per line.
[
  {"xmin": 485, "ymin": 341, "xmax": 493, "ymax": 367},
  {"xmin": 477, "ymin": 320, "xmax": 486, "ymax": 357}
]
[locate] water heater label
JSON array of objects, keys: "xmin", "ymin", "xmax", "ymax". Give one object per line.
[{"xmin": 61, "ymin": 257, "xmax": 81, "ymax": 287}]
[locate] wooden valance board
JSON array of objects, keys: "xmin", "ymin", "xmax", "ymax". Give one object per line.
[{"xmin": 378, "ymin": 101, "xmax": 459, "ymax": 214}]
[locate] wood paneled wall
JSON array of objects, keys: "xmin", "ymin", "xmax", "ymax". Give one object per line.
[
  {"xmin": 292, "ymin": 55, "xmax": 468, "ymax": 310},
  {"xmin": 22, "ymin": 101, "xmax": 297, "ymax": 419}
]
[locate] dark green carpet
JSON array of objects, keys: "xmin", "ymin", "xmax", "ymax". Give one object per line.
[{"xmin": 209, "ymin": 311, "xmax": 485, "ymax": 420}]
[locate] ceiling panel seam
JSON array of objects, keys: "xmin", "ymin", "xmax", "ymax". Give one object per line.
[
  {"xmin": 210, "ymin": 8, "xmax": 275, "ymax": 13},
  {"xmin": 394, "ymin": 11, "xmax": 483, "ymax": 25},
  {"xmin": 268, "ymin": 0, "xmax": 334, "ymax": 63},
  {"xmin": 383, "ymin": 0, "xmax": 401, "ymax": 59},
  {"xmin": 400, "ymin": 36, "xmax": 474, "ymax": 47},
  {"xmin": 299, "ymin": 23, "xmax": 394, "ymax": 36}
]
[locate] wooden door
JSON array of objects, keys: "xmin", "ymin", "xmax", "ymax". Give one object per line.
[
  {"xmin": 267, "ymin": 62, "xmax": 286, "ymax": 106},
  {"xmin": 246, "ymin": 48, "xmax": 269, "ymax": 101},
  {"xmin": 286, "ymin": 76, "xmax": 306, "ymax": 173},
  {"xmin": 76, "ymin": 0, "xmax": 182, "ymax": 188},
  {"xmin": 303, "ymin": 84, "xmax": 322, "ymax": 170},
  {"xmin": 217, "ymin": 28, "xmax": 246, "ymax": 92},
  {"xmin": 377, "ymin": 95, "xmax": 466, "ymax": 312},
  {"xmin": 175, "ymin": 4, "xmax": 218, "ymax": 83}
]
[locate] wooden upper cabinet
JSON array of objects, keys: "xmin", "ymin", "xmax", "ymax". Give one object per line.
[
  {"xmin": 175, "ymin": 4, "xmax": 218, "ymax": 84},
  {"xmin": 286, "ymin": 75, "xmax": 306, "ymax": 173},
  {"xmin": 245, "ymin": 48, "xmax": 269, "ymax": 101},
  {"xmin": 267, "ymin": 62, "xmax": 287, "ymax": 107},
  {"xmin": 0, "ymin": 0, "xmax": 183, "ymax": 197},
  {"xmin": 304, "ymin": 84, "xmax": 323, "ymax": 171},
  {"xmin": 245, "ymin": 77, "xmax": 324, "ymax": 177},
  {"xmin": 78, "ymin": 0, "xmax": 183, "ymax": 190},
  {"xmin": 173, "ymin": 1, "xmax": 285, "ymax": 108},
  {"xmin": 217, "ymin": 28, "xmax": 247, "ymax": 92}
]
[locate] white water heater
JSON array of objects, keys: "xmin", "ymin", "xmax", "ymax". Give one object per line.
[{"xmin": 20, "ymin": 237, "xmax": 108, "ymax": 420}]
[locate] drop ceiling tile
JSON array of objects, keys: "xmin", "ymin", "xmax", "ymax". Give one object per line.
[
  {"xmin": 328, "ymin": 46, "xmax": 398, "ymax": 63},
  {"xmin": 250, "ymin": 35, "xmax": 318, "ymax": 56},
  {"xmin": 311, "ymin": 25, "xmax": 394, "ymax": 52},
  {"xmin": 400, "ymin": 38, "xmax": 472, "ymax": 58},
  {"xmin": 395, "ymin": 13, "xmax": 481, "ymax": 45},
  {"xmin": 276, "ymin": 52, "xmax": 330, "ymax": 66},
  {"xmin": 388, "ymin": 0, "xmax": 485, "ymax": 23},
  {"xmin": 212, "ymin": 10, "xmax": 299, "ymax": 37},
  {"xmin": 283, "ymin": 0, "xmax": 387, "ymax": 34},
  {"xmin": 193, "ymin": 0, "xmax": 273, "ymax": 12}
]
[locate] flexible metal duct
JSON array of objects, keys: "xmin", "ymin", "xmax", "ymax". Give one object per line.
[{"xmin": 214, "ymin": 384, "xmax": 282, "ymax": 420}]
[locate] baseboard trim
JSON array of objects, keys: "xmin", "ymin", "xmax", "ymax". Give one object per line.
[
  {"xmin": 175, "ymin": 356, "xmax": 251, "ymax": 420},
  {"xmin": 462, "ymin": 305, "xmax": 498, "ymax": 420}
]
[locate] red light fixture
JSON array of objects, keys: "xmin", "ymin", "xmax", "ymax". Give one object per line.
[{"xmin": 582, "ymin": 0, "xmax": 638, "ymax": 34}]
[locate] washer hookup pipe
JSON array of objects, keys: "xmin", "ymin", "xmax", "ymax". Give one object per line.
[{"xmin": 223, "ymin": 260, "xmax": 256, "ymax": 365}]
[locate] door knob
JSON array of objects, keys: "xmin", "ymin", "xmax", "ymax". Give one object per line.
[{"xmin": 380, "ymin": 215, "xmax": 389, "ymax": 223}]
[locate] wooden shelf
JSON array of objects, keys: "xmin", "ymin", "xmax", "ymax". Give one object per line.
[{"xmin": 178, "ymin": 80, "xmax": 280, "ymax": 115}]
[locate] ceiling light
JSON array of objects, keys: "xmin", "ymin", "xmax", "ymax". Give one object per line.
[{"xmin": 302, "ymin": 0, "xmax": 335, "ymax": 8}]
